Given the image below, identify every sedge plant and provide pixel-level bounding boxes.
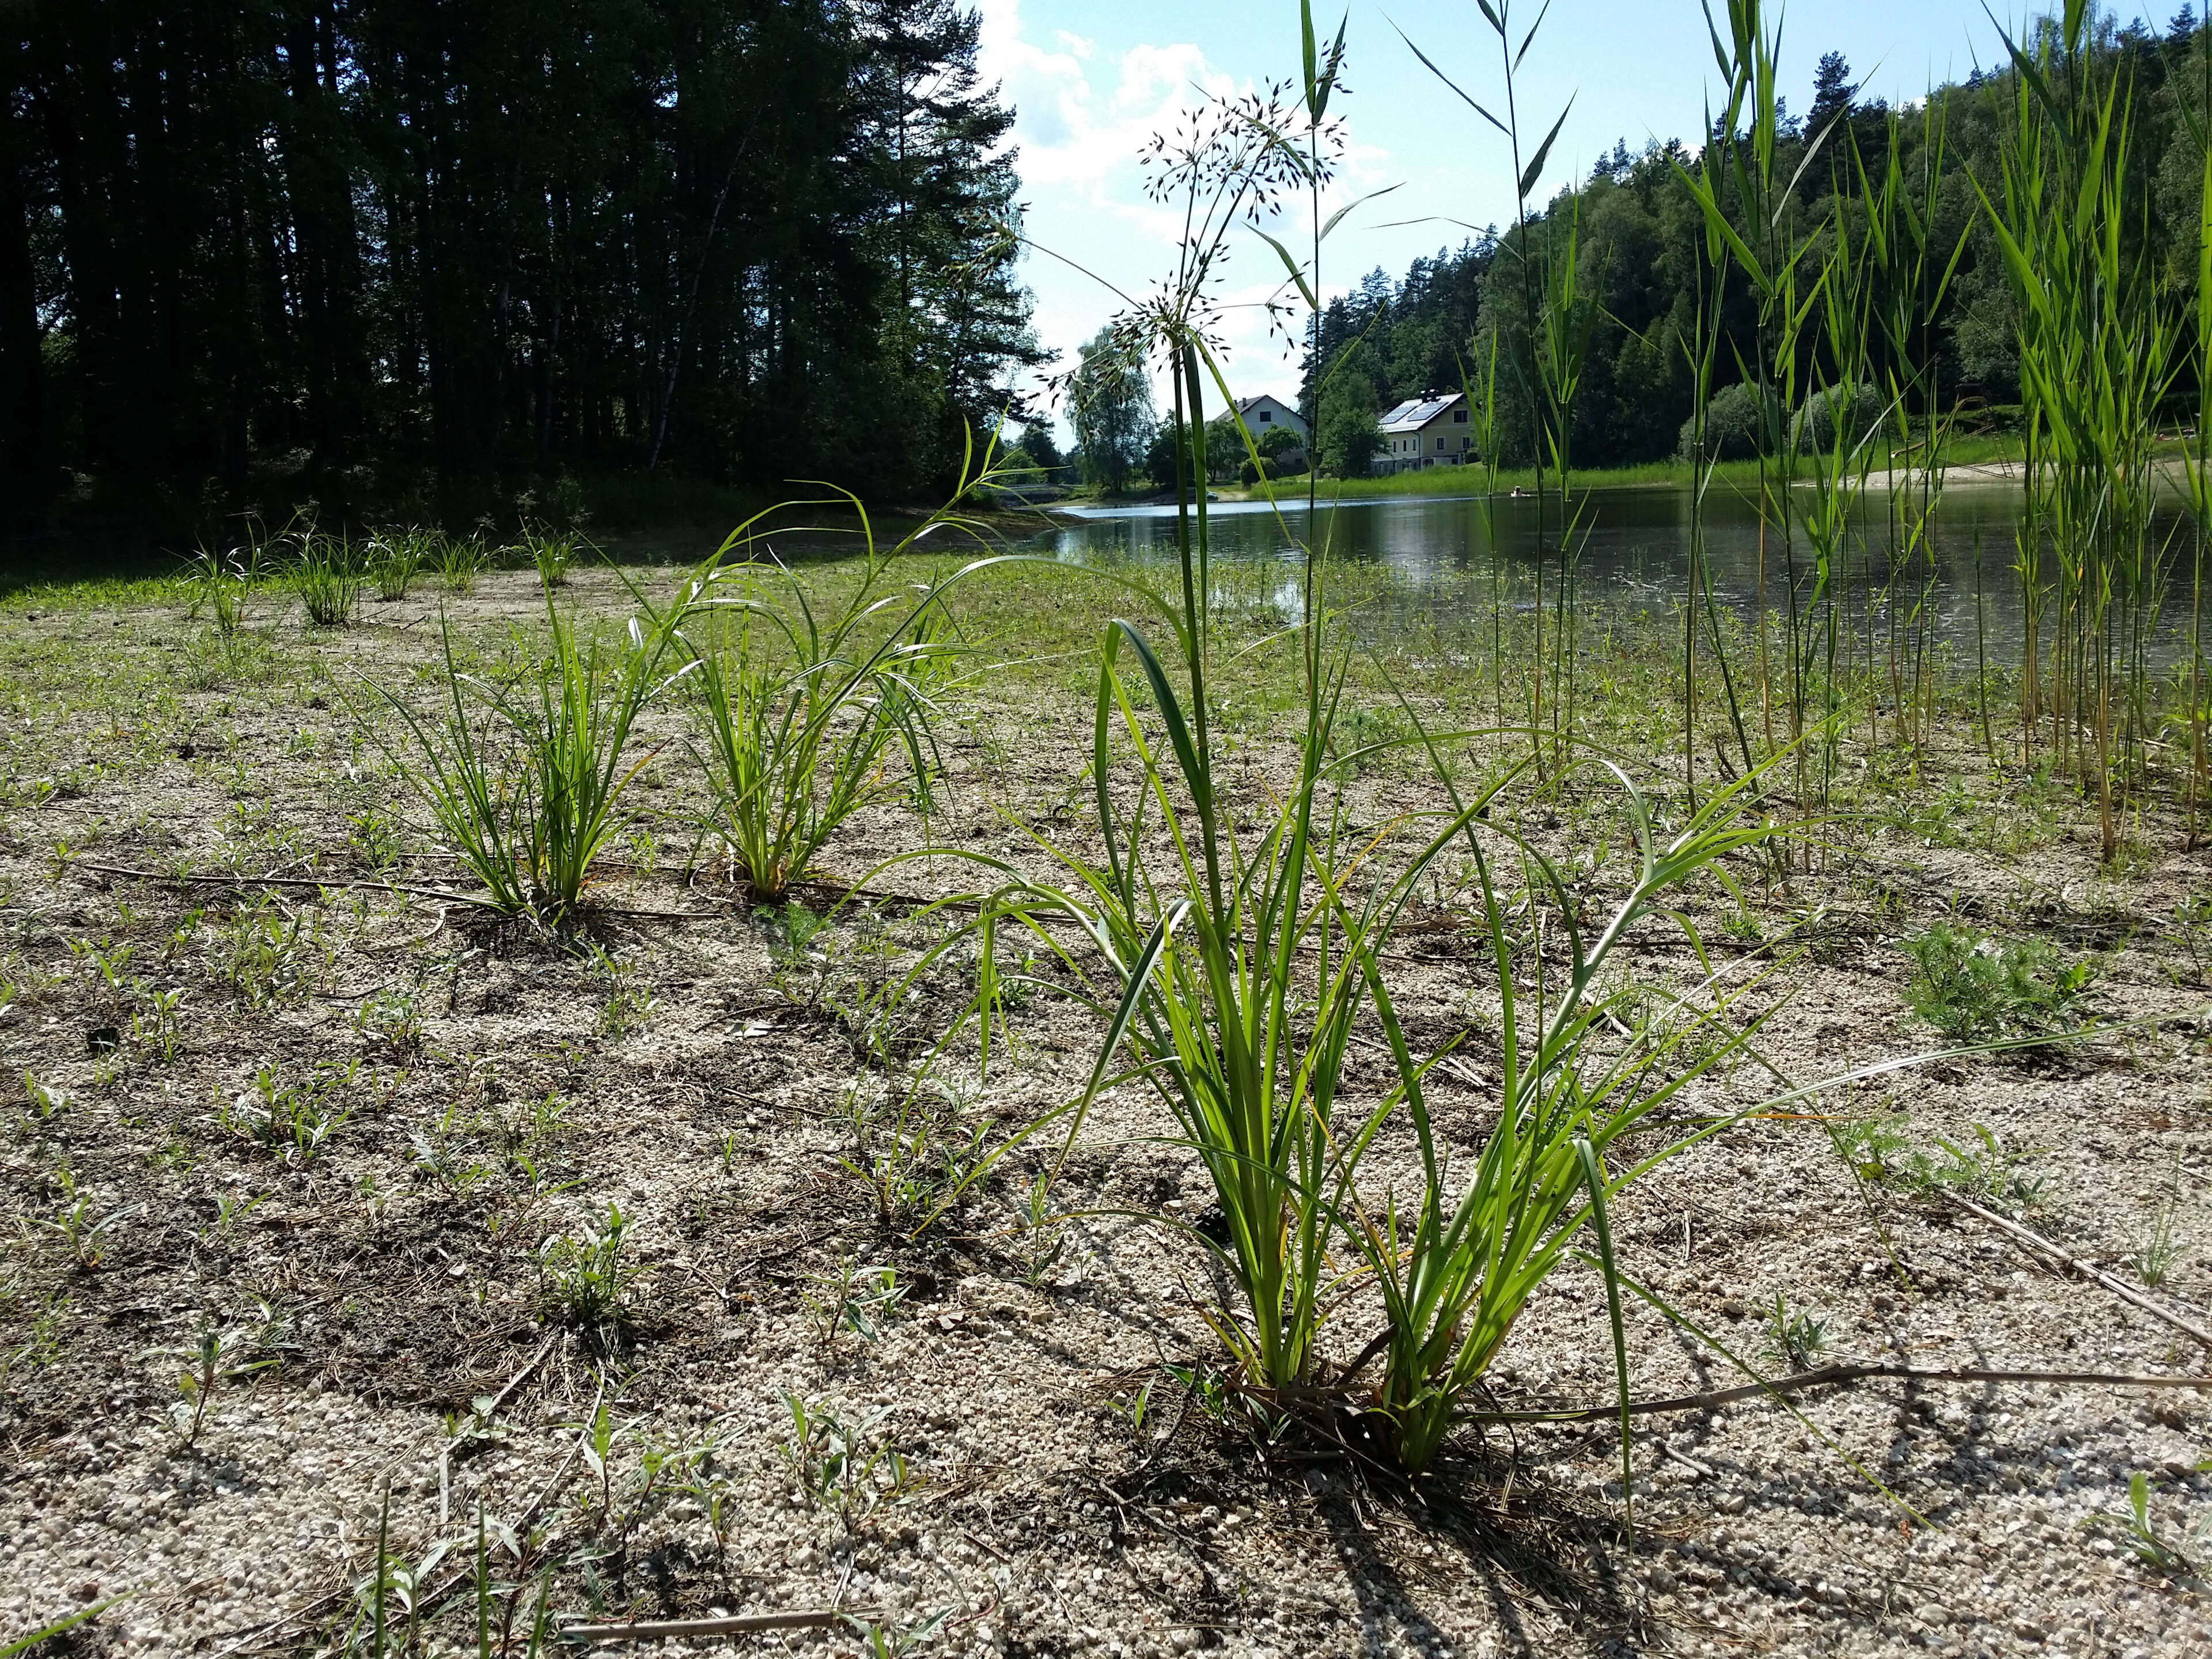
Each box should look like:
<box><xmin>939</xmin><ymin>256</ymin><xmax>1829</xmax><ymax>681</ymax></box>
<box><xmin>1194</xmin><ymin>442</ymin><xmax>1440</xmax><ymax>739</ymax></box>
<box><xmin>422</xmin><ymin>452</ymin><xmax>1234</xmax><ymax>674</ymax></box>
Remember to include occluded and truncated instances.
<box><xmin>1351</xmin><ymin>755</ymin><xmax>1785</xmax><ymax>1469</ymax></box>
<box><xmin>668</xmin><ymin>481</ymin><xmax>993</xmax><ymax>904</ymax></box>
<box><xmin>361</xmin><ymin>592</ymin><xmax>691</xmax><ymax>919</ymax></box>
<box><xmin>298</xmin><ymin>531</ymin><xmax>365</xmax><ymax>627</ymax></box>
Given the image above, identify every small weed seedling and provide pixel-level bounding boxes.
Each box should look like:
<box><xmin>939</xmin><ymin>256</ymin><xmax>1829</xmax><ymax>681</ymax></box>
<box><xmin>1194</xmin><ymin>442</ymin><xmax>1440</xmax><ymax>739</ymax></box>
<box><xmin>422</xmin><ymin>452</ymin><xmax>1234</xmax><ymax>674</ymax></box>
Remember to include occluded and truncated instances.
<box><xmin>347</xmin><ymin>805</ymin><xmax>404</xmax><ymax>873</ymax></box>
<box><xmin>220</xmin><ymin>1059</ymin><xmax>359</xmax><ymax>1163</ymax></box>
<box><xmin>1164</xmin><ymin>1362</ymin><xmax>1232</xmax><ymax>1425</ymax></box>
<box><xmin>764</xmin><ymin>900</ymin><xmax>836</xmax><ymax>983</ymax></box>
<box><xmin>1761</xmin><ymin>1293</ymin><xmax>1830</xmax><ymax>1372</ymax></box>
<box><xmin>132</xmin><ymin>985</ymin><xmax>187</xmax><ymax>1061</ymax></box>
<box><xmin>200</xmin><ymin>1192</ymin><xmax>263</xmax><ymax>1248</ymax></box>
<box><xmin>159</xmin><ymin>1319</ymin><xmax>284</xmax><ymax>1448</ymax></box>
<box><xmin>776</xmin><ymin>1389</ymin><xmax>923</xmax><ymax>1529</ymax></box>
<box><xmin>2086</xmin><ymin>1472</ymin><xmax>2211</xmax><ymax>1580</ymax></box>
<box><xmin>22</xmin><ymin>1069</ymin><xmax>68</xmax><ymax>1120</ymax></box>
<box><xmin>1900</xmin><ymin>921</ymin><xmax>2097</xmax><ymax>1044</ymax></box>
<box><xmin>2172</xmin><ymin>895</ymin><xmax>2212</xmax><ymax>986</ymax></box>
<box><xmin>1913</xmin><ymin>1123</ymin><xmax>2047</xmax><ymax>1214</ymax></box>
<box><xmin>213</xmin><ymin>896</ymin><xmax>329</xmax><ymax>1008</ymax></box>
<box><xmin>802</xmin><ymin>1256</ymin><xmax>904</xmax><ymax>1355</ymax></box>
<box><xmin>34</xmin><ymin>1167</ymin><xmax>141</xmax><ymax>1269</ymax></box>
<box><xmin>1012</xmin><ymin>1171</ymin><xmax>1069</xmax><ymax>1288</ymax></box>
<box><xmin>2136</xmin><ymin>1169</ymin><xmax>2191</xmax><ymax>1289</ymax></box>
<box><xmin>584</xmin><ymin>944</ymin><xmax>656</xmax><ymax>1037</ymax></box>
<box><xmin>1107</xmin><ymin>1379</ymin><xmax>1156</xmax><ymax>1441</ymax></box>
<box><xmin>1844</xmin><ymin>1115</ymin><xmax>2046</xmax><ymax>1216</ymax></box>
<box><xmin>356</xmin><ymin>983</ymin><xmax>426</xmax><ymax>1054</ymax></box>
<box><xmin>442</xmin><ymin>1391</ymin><xmax>514</xmax><ymax>1457</ymax></box>
<box><xmin>0</xmin><ymin>1287</ymin><xmax>69</xmax><ymax>1390</ymax></box>
<box><xmin>537</xmin><ymin>1202</ymin><xmax>639</xmax><ymax>1331</ymax></box>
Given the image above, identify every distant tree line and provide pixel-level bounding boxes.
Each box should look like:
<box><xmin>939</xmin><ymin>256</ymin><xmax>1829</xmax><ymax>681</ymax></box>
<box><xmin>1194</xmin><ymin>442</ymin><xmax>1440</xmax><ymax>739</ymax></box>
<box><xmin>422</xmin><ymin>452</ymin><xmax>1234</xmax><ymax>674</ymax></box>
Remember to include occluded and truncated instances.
<box><xmin>1294</xmin><ymin>14</ymin><xmax>2212</xmax><ymax>475</ymax></box>
<box><xmin>2</xmin><ymin>0</ymin><xmax>1043</xmax><ymax>532</ymax></box>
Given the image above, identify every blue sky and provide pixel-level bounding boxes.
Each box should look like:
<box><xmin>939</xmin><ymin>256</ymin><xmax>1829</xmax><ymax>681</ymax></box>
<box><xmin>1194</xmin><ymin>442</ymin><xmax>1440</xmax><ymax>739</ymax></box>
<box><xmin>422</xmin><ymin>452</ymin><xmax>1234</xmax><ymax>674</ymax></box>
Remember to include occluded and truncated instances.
<box><xmin>976</xmin><ymin>0</ymin><xmax>2104</xmax><ymax>444</ymax></box>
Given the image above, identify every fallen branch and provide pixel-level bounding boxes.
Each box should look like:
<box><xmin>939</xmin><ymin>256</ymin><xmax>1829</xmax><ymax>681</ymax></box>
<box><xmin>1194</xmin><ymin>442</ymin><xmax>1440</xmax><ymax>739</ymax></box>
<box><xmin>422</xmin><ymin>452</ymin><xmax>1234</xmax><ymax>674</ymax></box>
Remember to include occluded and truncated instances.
<box><xmin>1459</xmin><ymin>1362</ymin><xmax>2212</xmax><ymax>1426</ymax></box>
<box><xmin>555</xmin><ymin>1608</ymin><xmax>878</xmax><ymax>1644</ymax></box>
<box><xmin>1944</xmin><ymin>1192</ymin><xmax>2212</xmax><ymax>1351</ymax></box>
<box><xmin>441</xmin><ymin>1333</ymin><xmax>559</xmax><ymax>1524</ymax></box>
<box><xmin>68</xmin><ymin>861</ymin><xmax>722</xmax><ymax>921</ymax></box>
<box><xmin>70</xmin><ymin>860</ymin><xmax>495</xmax><ymax>910</ymax></box>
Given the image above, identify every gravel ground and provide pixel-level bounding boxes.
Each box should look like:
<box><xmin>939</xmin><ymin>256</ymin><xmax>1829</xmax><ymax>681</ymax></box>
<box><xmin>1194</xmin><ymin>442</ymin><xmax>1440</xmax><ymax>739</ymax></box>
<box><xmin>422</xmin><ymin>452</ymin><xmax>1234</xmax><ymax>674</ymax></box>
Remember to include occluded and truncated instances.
<box><xmin>2</xmin><ymin>570</ymin><xmax>2210</xmax><ymax>1657</ymax></box>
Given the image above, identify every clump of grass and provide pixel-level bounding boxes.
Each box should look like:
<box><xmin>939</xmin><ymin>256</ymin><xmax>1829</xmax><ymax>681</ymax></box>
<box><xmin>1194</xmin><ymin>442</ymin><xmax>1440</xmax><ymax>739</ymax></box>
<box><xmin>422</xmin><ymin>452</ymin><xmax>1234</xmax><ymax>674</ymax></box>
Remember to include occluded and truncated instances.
<box><xmin>1900</xmin><ymin>921</ymin><xmax>2098</xmax><ymax>1044</ymax></box>
<box><xmin>674</xmin><ymin>502</ymin><xmax>968</xmax><ymax>903</ymax></box>
<box><xmin>1356</xmin><ymin>762</ymin><xmax>1782</xmax><ymax>1469</ymax></box>
<box><xmin>526</xmin><ymin>525</ymin><xmax>577</xmax><ymax>588</ymax></box>
<box><xmin>537</xmin><ymin>1202</ymin><xmax>638</xmax><ymax>1330</ymax></box>
<box><xmin>368</xmin><ymin>531</ymin><xmax>426</xmax><ymax>601</ymax></box>
<box><xmin>363</xmin><ymin>594</ymin><xmax>688</xmax><ymax>919</ymax></box>
<box><xmin>436</xmin><ymin>532</ymin><xmax>487</xmax><ymax>593</ymax></box>
<box><xmin>187</xmin><ymin>544</ymin><xmax>256</xmax><ymax>636</ymax></box>
<box><xmin>297</xmin><ymin>532</ymin><xmax>363</xmax><ymax>627</ymax></box>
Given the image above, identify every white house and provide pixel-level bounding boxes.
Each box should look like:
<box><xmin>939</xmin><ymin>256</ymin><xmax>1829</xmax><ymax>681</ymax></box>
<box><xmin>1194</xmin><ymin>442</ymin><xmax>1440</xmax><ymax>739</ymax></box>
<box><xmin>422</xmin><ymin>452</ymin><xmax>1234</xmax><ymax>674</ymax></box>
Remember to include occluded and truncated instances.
<box><xmin>1236</xmin><ymin>393</ymin><xmax>1309</xmax><ymax>443</ymax></box>
<box><xmin>1374</xmin><ymin>391</ymin><xmax>1472</xmax><ymax>474</ymax></box>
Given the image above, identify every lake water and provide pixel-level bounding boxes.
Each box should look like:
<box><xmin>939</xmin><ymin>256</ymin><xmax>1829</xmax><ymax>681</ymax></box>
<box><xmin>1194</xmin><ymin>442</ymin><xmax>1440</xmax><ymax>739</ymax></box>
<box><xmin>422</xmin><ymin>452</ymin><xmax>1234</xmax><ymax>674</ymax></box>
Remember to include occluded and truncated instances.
<box><xmin>1037</xmin><ymin>483</ymin><xmax>2206</xmax><ymax>666</ymax></box>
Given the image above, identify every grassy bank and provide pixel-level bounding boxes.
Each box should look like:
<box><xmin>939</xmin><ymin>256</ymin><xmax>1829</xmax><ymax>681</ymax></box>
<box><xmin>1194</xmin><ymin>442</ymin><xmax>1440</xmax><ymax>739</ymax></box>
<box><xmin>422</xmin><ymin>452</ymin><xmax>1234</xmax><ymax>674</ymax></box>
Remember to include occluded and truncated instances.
<box><xmin>1229</xmin><ymin>433</ymin><xmax>2035</xmax><ymax>504</ymax></box>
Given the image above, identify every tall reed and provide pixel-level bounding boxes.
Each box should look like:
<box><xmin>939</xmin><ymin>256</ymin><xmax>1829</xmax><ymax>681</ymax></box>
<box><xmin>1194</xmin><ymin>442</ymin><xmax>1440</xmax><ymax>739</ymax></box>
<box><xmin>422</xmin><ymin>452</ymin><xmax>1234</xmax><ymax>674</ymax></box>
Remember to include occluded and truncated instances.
<box><xmin>1980</xmin><ymin>0</ymin><xmax>2175</xmax><ymax>861</ymax></box>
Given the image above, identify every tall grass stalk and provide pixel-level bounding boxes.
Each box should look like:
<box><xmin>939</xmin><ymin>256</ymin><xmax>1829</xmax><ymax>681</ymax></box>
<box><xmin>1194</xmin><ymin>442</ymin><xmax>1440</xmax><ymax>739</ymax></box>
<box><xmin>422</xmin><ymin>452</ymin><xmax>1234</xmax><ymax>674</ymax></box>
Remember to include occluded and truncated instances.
<box><xmin>1400</xmin><ymin>0</ymin><xmax>1574</xmax><ymax>775</ymax></box>
<box><xmin>2179</xmin><ymin>17</ymin><xmax>2212</xmax><ymax>848</ymax></box>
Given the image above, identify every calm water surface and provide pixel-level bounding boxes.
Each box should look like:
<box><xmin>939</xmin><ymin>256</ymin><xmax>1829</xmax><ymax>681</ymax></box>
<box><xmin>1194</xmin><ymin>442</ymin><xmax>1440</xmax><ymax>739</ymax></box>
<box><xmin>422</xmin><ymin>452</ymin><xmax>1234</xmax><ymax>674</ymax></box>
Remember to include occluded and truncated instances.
<box><xmin>1036</xmin><ymin>484</ymin><xmax>2205</xmax><ymax>665</ymax></box>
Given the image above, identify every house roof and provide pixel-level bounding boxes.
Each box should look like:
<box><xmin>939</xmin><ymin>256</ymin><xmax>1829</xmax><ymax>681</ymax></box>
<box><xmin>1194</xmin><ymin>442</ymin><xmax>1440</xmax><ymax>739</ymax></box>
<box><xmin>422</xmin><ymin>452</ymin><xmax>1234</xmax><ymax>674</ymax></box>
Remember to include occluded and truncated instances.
<box><xmin>1379</xmin><ymin>392</ymin><xmax>1465</xmax><ymax>434</ymax></box>
<box><xmin>1237</xmin><ymin>393</ymin><xmax>1300</xmax><ymax>415</ymax></box>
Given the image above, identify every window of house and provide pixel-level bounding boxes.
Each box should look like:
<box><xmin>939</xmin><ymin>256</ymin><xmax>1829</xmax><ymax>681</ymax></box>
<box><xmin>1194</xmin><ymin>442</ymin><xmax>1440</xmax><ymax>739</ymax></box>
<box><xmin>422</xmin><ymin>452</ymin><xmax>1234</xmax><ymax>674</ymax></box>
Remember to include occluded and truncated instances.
<box><xmin>1436</xmin><ymin>435</ymin><xmax>1445</xmax><ymax>450</ymax></box>
<box><xmin>1454</xmin><ymin>408</ymin><xmax>1468</xmax><ymax>423</ymax></box>
<box><xmin>1257</xmin><ymin>408</ymin><xmax>1271</xmax><ymax>422</ymax></box>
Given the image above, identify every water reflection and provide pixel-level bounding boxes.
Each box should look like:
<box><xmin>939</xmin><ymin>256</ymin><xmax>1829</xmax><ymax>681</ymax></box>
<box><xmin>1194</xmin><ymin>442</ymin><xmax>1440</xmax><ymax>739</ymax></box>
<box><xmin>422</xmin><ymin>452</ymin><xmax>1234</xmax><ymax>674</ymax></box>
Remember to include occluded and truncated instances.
<box><xmin>1035</xmin><ymin>484</ymin><xmax>2203</xmax><ymax>664</ymax></box>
